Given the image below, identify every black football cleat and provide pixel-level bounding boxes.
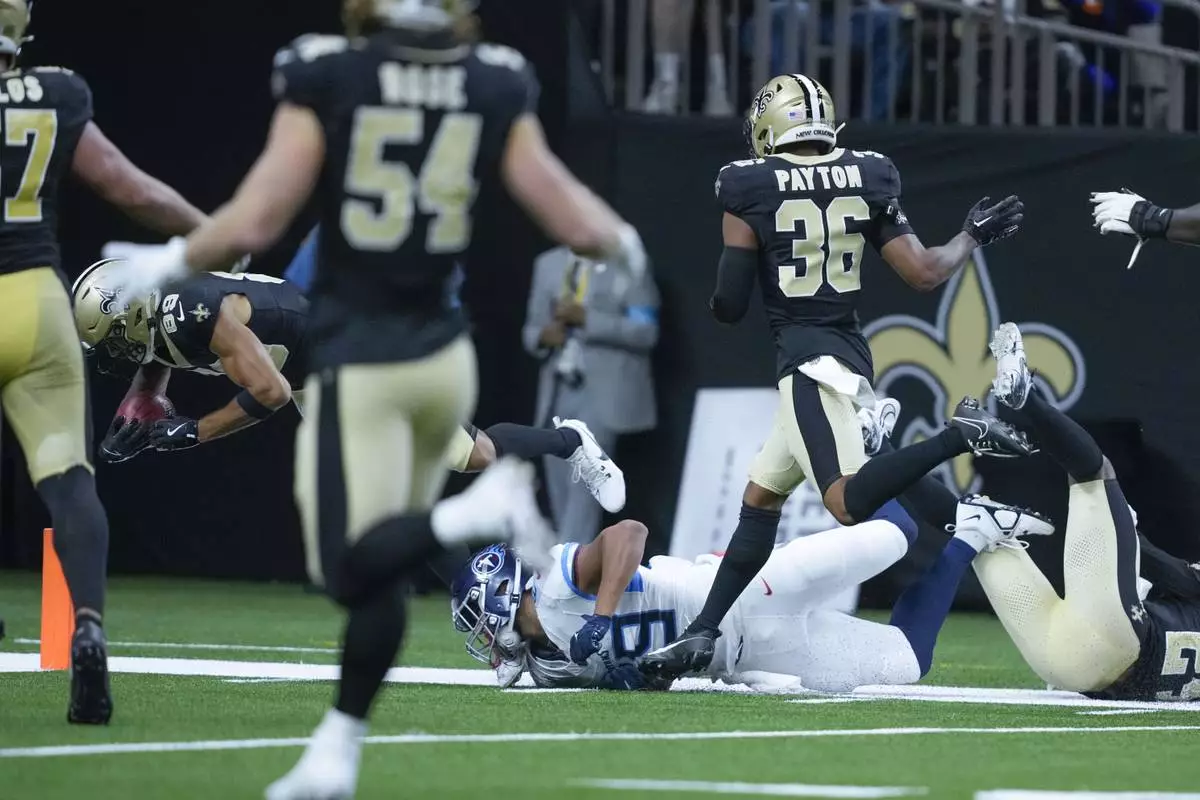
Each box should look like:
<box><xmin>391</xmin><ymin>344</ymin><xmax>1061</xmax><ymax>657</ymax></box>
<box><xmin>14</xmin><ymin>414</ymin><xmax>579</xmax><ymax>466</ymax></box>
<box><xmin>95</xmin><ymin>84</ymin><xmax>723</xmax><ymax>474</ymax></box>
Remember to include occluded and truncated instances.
<box><xmin>948</xmin><ymin>397</ymin><xmax>1034</xmax><ymax>459</ymax></box>
<box><xmin>68</xmin><ymin>619</ymin><xmax>113</xmax><ymax>725</ymax></box>
<box><xmin>638</xmin><ymin>628</ymin><xmax>720</xmax><ymax>682</ymax></box>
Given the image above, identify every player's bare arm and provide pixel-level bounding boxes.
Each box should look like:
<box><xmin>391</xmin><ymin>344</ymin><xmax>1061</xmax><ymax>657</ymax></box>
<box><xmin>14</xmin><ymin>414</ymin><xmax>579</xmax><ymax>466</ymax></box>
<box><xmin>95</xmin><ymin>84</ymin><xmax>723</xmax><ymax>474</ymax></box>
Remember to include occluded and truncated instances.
<box><xmin>881</xmin><ymin>195</ymin><xmax>1023</xmax><ymax>291</ymax></box>
<box><xmin>71</xmin><ymin>122</ymin><xmax>207</xmax><ymax>235</ymax></box>
<box><xmin>185</xmin><ymin>103</ymin><xmax>324</xmax><ymax>270</ymax></box>
<box><xmin>709</xmin><ymin>212</ymin><xmax>759</xmax><ymax>323</ymax></box>
<box><xmin>192</xmin><ymin>295</ymin><xmax>292</xmax><ymax>443</ymax></box>
<box><xmin>501</xmin><ymin>114</ymin><xmax>645</xmax><ymax>273</ymax></box>
<box><xmin>567</xmin><ymin>520</ymin><xmax>650</xmax><ymax>666</ymax></box>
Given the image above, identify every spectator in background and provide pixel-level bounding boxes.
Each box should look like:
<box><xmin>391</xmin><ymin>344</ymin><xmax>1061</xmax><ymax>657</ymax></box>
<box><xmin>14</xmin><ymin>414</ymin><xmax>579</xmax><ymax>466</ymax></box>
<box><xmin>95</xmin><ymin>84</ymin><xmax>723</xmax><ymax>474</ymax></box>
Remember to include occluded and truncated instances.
<box><xmin>747</xmin><ymin>0</ymin><xmax>909</xmax><ymax>121</ymax></box>
<box><xmin>643</xmin><ymin>0</ymin><xmax>735</xmax><ymax>116</ymax></box>
<box><xmin>523</xmin><ymin>248</ymin><xmax>659</xmax><ymax>543</ymax></box>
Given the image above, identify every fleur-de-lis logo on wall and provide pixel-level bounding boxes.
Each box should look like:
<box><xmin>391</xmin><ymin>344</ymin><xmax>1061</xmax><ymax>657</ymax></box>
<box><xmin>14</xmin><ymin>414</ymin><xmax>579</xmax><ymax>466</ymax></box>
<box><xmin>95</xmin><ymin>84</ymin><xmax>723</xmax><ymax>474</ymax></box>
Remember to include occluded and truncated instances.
<box><xmin>863</xmin><ymin>250</ymin><xmax>1087</xmax><ymax>494</ymax></box>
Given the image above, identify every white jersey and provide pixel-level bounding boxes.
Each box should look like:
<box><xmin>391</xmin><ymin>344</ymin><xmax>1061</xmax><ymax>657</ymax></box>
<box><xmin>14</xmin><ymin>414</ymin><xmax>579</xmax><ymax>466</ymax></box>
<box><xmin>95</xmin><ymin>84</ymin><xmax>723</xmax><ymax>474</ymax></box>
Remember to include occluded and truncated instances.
<box><xmin>525</xmin><ymin>522</ymin><xmax>923</xmax><ymax>692</ymax></box>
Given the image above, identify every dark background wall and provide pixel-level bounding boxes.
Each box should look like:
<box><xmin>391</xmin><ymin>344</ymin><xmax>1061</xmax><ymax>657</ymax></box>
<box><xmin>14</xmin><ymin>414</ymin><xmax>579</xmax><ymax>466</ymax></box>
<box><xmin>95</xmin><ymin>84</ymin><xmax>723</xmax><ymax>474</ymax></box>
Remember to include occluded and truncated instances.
<box><xmin>3</xmin><ymin>2</ymin><xmax>1200</xmax><ymax>609</ymax></box>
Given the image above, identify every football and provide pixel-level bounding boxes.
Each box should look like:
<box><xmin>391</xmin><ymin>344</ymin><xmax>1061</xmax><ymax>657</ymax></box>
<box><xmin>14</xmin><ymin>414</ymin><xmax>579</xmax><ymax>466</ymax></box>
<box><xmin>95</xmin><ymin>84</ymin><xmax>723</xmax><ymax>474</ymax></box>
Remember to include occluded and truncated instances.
<box><xmin>115</xmin><ymin>390</ymin><xmax>176</xmax><ymax>424</ymax></box>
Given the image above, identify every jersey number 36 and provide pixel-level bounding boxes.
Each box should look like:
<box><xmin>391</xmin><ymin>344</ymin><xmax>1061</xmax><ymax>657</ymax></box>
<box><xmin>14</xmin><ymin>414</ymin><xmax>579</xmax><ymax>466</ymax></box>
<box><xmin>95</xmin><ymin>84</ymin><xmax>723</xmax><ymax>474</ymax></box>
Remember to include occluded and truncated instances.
<box><xmin>775</xmin><ymin>196</ymin><xmax>870</xmax><ymax>298</ymax></box>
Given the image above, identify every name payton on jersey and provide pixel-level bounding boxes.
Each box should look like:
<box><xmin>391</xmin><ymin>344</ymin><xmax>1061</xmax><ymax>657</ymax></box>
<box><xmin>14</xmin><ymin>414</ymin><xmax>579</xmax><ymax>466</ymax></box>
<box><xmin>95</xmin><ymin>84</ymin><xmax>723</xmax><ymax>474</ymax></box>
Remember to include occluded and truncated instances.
<box><xmin>774</xmin><ymin>163</ymin><xmax>864</xmax><ymax>193</ymax></box>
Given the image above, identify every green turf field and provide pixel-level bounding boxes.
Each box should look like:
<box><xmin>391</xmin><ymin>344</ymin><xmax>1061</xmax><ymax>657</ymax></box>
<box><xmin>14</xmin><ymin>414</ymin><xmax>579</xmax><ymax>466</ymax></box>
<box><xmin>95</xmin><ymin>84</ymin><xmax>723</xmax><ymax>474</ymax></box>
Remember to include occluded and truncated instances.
<box><xmin>2</xmin><ymin>572</ymin><xmax>1198</xmax><ymax>799</ymax></box>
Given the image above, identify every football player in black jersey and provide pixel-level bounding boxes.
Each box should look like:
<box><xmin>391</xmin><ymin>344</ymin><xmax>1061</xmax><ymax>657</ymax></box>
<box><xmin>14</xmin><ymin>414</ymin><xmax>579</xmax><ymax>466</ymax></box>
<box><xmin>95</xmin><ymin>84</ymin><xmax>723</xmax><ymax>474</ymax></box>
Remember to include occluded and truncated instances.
<box><xmin>73</xmin><ymin>258</ymin><xmax>626</xmax><ymax>510</ymax></box>
<box><xmin>1091</xmin><ymin>188</ymin><xmax>1200</xmax><ymax>269</ymax></box>
<box><xmin>0</xmin><ymin>0</ymin><xmax>208</xmax><ymax>724</ymax></box>
<box><xmin>980</xmin><ymin>321</ymin><xmax>1200</xmax><ymax>702</ymax></box>
<box><xmin>642</xmin><ymin>73</ymin><xmax>1031</xmax><ymax>681</ymax></box>
<box><xmin>101</xmin><ymin>2</ymin><xmax>647</xmax><ymax>795</ymax></box>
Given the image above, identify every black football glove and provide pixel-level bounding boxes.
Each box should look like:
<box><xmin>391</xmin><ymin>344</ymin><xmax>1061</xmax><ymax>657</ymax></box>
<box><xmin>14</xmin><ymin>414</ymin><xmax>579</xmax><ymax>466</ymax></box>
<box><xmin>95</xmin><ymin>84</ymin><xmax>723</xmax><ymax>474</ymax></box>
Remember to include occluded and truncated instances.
<box><xmin>149</xmin><ymin>417</ymin><xmax>200</xmax><ymax>452</ymax></box>
<box><xmin>963</xmin><ymin>195</ymin><xmax>1024</xmax><ymax>247</ymax></box>
<box><xmin>98</xmin><ymin>416</ymin><xmax>152</xmax><ymax>463</ymax></box>
<box><xmin>597</xmin><ymin>651</ymin><xmax>647</xmax><ymax>691</ymax></box>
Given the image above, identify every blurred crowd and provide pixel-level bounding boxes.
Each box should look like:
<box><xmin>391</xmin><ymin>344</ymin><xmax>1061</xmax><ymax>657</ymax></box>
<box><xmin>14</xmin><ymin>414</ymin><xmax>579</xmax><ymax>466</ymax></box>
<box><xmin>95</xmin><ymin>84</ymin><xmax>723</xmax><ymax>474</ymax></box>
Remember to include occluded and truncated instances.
<box><xmin>572</xmin><ymin>0</ymin><xmax>1200</xmax><ymax>129</ymax></box>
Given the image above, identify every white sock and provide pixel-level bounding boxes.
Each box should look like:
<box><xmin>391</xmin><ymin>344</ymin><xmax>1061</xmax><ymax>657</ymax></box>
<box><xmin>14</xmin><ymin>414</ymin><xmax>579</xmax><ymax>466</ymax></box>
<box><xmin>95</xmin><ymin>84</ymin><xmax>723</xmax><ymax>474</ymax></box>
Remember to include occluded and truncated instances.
<box><xmin>707</xmin><ymin>53</ymin><xmax>727</xmax><ymax>90</ymax></box>
<box><xmin>316</xmin><ymin>708</ymin><xmax>367</xmax><ymax>742</ymax></box>
<box><xmin>430</xmin><ymin>494</ymin><xmax>472</xmax><ymax>544</ymax></box>
<box><xmin>952</xmin><ymin>528</ymin><xmax>988</xmax><ymax>555</ymax></box>
<box><xmin>655</xmin><ymin>53</ymin><xmax>680</xmax><ymax>86</ymax></box>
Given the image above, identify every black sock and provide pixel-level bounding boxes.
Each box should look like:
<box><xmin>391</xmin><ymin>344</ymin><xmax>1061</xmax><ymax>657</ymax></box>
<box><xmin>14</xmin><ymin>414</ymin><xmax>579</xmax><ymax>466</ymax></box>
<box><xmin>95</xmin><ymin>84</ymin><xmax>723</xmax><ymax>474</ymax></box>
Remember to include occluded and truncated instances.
<box><xmin>1019</xmin><ymin>386</ymin><xmax>1104</xmax><ymax>481</ymax></box>
<box><xmin>329</xmin><ymin>513</ymin><xmax>444</xmax><ymax>608</ymax></box>
<box><xmin>36</xmin><ymin>467</ymin><xmax>108</xmax><ymax>621</ymax></box>
<box><xmin>335</xmin><ymin>584</ymin><xmax>407</xmax><ymax>720</ymax></box>
<box><xmin>691</xmin><ymin>504</ymin><xmax>781</xmax><ymax>633</ymax></box>
<box><xmin>843</xmin><ymin>428</ymin><xmax>968</xmax><ymax>523</ymax></box>
<box><xmin>874</xmin><ymin>441</ymin><xmax>959</xmax><ymax>530</ymax></box>
<box><xmin>485</xmin><ymin>423</ymin><xmax>581</xmax><ymax>460</ymax></box>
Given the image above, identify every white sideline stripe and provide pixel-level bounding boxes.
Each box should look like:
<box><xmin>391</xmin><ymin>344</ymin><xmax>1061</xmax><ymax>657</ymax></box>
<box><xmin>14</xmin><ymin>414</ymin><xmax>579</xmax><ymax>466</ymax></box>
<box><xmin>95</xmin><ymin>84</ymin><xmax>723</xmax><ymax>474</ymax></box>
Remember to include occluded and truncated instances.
<box><xmin>978</xmin><ymin>792</ymin><xmax>1200</xmax><ymax>800</ymax></box>
<box><xmin>2</xmin><ymin>653</ymin><xmax>1200</xmax><ymax>712</ymax></box>
<box><xmin>11</xmin><ymin>638</ymin><xmax>338</xmax><ymax>655</ymax></box>
<box><xmin>1077</xmin><ymin>710</ymin><xmax>1160</xmax><ymax>716</ymax></box>
<box><xmin>573</xmin><ymin>779</ymin><xmax>926</xmax><ymax>797</ymax></box>
<box><xmin>2</xmin><ymin>725</ymin><xmax>1200</xmax><ymax>760</ymax></box>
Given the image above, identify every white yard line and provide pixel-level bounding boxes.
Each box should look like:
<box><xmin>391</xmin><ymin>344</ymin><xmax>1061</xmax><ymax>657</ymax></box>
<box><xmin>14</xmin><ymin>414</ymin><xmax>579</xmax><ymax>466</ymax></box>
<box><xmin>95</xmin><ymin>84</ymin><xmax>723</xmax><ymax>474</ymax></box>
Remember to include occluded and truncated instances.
<box><xmin>2</xmin><ymin>725</ymin><xmax>1199</xmax><ymax>760</ymax></box>
<box><xmin>573</xmin><ymin>779</ymin><xmax>927</xmax><ymax>797</ymax></box>
<box><xmin>11</xmin><ymin>638</ymin><xmax>337</xmax><ymax>655</ymax></box>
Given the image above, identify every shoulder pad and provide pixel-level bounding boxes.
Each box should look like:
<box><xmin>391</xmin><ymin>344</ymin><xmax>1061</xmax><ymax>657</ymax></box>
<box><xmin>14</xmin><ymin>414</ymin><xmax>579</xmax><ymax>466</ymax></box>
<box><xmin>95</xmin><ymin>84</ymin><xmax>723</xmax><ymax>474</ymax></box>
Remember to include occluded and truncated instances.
<box><xmin>715</xmin><ymin>158</ymin><xmax>763</xmax><ymax>199</ymax></box>
<box><xmin>27</xmin><ymin>65</ymin><xmax>76</xmax><ymax>76</ymax></box>
<box><xmin>475</xmin><ymin>43</ymin><xmax>527</xmax><ymax>71</ymax></box>
<box><xmin>848</xmin><ymin>149</ymin><xmax>889</xmax><ymax>161</ymax></box>
<box><xmin>275</xmin><ymin>34</ymin><xmax>349</xmax><ymax>67</ymax></box>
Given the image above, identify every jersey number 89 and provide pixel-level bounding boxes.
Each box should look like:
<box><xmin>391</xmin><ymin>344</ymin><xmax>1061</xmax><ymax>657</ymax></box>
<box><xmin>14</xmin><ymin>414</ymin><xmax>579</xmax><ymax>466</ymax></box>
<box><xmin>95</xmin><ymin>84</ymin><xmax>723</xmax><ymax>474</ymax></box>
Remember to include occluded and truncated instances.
<box><xmin>775</xmin><ymin>196</ymin><xmax>870</xmax><ymax>298</ymax></box>
<box><xmin>341</xmin><ymin>107</ymin><xmax>482</xmax><ymax>254</ymax></box>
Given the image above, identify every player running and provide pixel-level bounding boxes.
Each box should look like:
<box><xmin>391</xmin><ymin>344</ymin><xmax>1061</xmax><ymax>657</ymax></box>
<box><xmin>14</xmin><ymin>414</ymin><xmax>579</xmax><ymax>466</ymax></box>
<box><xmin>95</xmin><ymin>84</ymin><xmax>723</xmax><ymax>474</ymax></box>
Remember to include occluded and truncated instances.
<box><xmin>642</xmin><ymin>72</ymin><xmax>1030</xmax><ymax>680</ymax></box>
<box><xmin>450</xmin><ymin>495</ymin><xmax>1053</xmax><ymax>692</ymax></box>
<box><xmin>977</xmin><ymin>322</ymin><xmax>1200</xmax><ymax>701</ymax></box>
<box><xmin>0</xmin><ymin>0</ymin><xmax>210</xmax><ymax>724</ymax></box>
<box><xmin>72</xmin><ymin>259</ymin><xmax>623</xmax><ymax>511</ymax></box>
<box><xmin>101</xmin><ymin>1</ymin><xmax>648</xmax><ymax>796</ymax></box>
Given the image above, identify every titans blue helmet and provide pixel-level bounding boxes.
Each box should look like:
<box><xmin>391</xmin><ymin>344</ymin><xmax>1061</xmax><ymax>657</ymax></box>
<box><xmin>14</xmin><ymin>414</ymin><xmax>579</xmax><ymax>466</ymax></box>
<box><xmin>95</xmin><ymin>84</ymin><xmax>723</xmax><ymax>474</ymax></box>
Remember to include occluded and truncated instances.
<box><xmin>450</xmin><ymin>544</ymin><xmax>527</xmax><ymax>667</ymax></box>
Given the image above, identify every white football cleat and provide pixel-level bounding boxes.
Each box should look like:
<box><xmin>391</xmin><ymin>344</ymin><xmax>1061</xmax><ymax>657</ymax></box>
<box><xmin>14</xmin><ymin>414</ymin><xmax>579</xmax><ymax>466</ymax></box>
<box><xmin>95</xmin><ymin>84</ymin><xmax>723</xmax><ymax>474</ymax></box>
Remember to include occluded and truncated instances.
<box><xmin>554</xmin><ymin>417</ymin><xmax>626</xmax><ymax>513</ymax></box>
<box><xmin>989</xmin><ymin>322</ymin><xmax>1032</xmax><ymax>410</ymax></box>
<box><xmin>431</xmin><ymin>457</ymin><xmax>556</xmax><ymax>574</ymax></box>
<box><xmin>265</xmin><ymin>710</ymin><xmax>363</xmax><ymax>800</ymax></box>
<box><xmin>949</xmin><ymin>494</ymin><xmax>1055</xmax><ymax>554</ymax></box>
<box><xmin>859</xmin><ymin>397</ymin><xmax>901</xmax><ymax>456</ymax></box>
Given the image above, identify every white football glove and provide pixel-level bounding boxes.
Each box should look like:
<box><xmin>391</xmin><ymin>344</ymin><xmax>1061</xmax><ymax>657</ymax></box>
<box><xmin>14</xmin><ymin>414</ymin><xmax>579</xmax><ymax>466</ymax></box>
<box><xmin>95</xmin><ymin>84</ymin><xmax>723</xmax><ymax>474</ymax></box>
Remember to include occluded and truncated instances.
<box><xmin>604</xmin><ymin>223</ymin><xmax>648</xmax><ymax>283</ymax></box>
<box><xmin>1089</xmin><ymin>190</ymin><xmax>1147</xmax><ymax>270</ymax></box>
<box><xmin>100</xmin><ymin>237</ymin><xmax>192</xmax><ymax>302</ymax></box>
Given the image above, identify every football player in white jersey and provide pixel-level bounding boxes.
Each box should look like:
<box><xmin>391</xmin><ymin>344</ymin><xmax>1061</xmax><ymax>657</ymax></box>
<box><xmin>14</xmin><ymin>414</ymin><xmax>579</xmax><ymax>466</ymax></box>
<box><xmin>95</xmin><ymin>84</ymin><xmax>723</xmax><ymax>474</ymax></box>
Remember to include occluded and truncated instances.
<box><xmin>451</xmin><ymin>495</ymin><xmax>1054</xmax><ymax>691</ymax></box>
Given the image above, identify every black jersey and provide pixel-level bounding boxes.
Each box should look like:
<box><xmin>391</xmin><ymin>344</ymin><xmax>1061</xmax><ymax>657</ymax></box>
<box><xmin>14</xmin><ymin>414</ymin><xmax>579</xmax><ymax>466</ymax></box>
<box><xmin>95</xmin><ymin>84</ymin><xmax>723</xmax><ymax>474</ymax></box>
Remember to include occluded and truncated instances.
<box><xmin>0</xmin><ymin>67</ymin><xmax>93</xmax><ymax>279</ymax></box>
<box><xmin>150</xmin><ymin>272</ymin><xmax>310</xmax><ymax>388</ymax></box>
<box><xmin>1089</xmin><ymin>598</ymin><xmax>1200</xmax><ymax>702</ymax></box>
<box><xmin>272</xmin><ymin>30</ymin><xmax>539</xmax><ymax>369</ymax></box>
<box><xmin>715</xmin><ymin>148</ymin><xmax>913</xmax><ymax>381</ymax></box>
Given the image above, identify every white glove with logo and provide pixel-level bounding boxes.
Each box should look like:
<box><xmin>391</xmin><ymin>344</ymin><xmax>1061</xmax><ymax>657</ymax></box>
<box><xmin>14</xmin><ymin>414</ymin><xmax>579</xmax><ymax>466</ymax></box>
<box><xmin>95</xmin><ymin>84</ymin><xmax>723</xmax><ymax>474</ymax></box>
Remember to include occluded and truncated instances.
<box><xmin>101</xmin><ymin>237</ymin><xmax>192</xmax><ymax>302</ymax></box>
<box><xmin>1090</xmin><ymin>190</ymin><xmax>1143</xmax><ymax>237</ymax></box>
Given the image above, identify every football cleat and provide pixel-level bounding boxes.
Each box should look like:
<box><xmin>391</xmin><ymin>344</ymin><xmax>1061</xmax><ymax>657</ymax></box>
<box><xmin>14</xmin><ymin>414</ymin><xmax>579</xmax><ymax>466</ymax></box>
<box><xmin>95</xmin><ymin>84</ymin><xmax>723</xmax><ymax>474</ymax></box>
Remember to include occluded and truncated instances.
<box><xmin>637</xmin><ymin>627</ymin><xmax>721</xmax><ymax>682</ymax></box>
<box><xmin>265</xmin><ymin>710</ymin><xmax>363</xmax><ymax>800</ymax></box>
<box><xmin>989</xmin><ymin>322</ymin><xmax>1032</xmax><ymax>410</ymax></box>
<box><xmin>431</xmin><ymin>457</ymin><xmax>555</xmax><ymax>575</ymax></box>
<box><xmin>859</xmin><ymin>397</ymin><xmax>901</xmax><ymax>456</ymax></box>
<box><xmin>948</xmin><ymin>397</ymin><xmax>1034</xmax><ymax>458</ymax></box>
<box><xmin>67</xmin><ymin>619</ymin><xmax>112</xmax><ymax>725</ymax></box>
<box><xmin>555</xmin><ymin>416</ymin><xmax>626</xmax><ymax>513</ymax></box>
<box><xmin>948</xmin><ymin>494</ymin><xmax>1055</xmax><ymax>553</ymax></box>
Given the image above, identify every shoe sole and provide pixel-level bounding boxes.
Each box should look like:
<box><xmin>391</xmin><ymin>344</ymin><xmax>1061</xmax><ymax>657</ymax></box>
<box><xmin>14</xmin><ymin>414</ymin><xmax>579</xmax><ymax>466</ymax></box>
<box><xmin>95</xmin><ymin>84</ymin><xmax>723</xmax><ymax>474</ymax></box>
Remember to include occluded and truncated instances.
<box><xmin>68</xmin><ymin>642</ymin><xmax>113</xmax><ymax>725</ymax></box>
<box><xmin>640</xmin><ymin>642</ymin><xmax>715</xmax><ymax>680</ymax></box>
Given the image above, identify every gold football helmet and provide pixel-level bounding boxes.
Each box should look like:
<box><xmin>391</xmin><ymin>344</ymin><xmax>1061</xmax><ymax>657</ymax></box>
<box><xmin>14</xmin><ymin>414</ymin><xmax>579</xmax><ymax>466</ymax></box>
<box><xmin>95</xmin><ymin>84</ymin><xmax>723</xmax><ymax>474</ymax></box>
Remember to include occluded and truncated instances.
<box><xmin>746</xmin><ymin>73</ymin><xmax>840</xmax><ymax>158</ymax></box>
<box><xmin>72</xmin><ymin>259</ymin><xmax>158</xmax><ymax>375</ymax></box>
<box><xmin>0</xmin><ymin>0</ymin><xmax>28</xmax><ymax>59</ymax></box>
<box><xmin>343</xmin><ymin>0</ymin><xmax>478</xmax><ymax>35</ymax></box>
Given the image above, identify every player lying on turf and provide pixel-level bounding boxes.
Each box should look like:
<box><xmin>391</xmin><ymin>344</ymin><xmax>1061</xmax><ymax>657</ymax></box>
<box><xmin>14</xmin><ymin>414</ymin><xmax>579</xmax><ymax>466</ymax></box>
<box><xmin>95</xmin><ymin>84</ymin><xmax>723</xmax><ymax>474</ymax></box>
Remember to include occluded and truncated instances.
<box><xmin>72</xmin><ymin>258</ymin><xmax>624</xmax><ymax>511</ymax></box>
<box><xmin>450</xmin><ymin>494</ymin><xmax>1053</xmax><ymax>691</ymax></box>
<box><xmin>976</xmin><ymin>322</ymin><xmax>1200</xmax><ymax>702</ymax></box>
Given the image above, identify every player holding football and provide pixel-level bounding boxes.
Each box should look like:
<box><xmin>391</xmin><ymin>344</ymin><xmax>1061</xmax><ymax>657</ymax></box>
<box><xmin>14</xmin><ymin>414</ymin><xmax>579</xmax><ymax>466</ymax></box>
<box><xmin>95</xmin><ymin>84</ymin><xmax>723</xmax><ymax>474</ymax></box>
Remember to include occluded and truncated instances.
<box><xmin>451</xmin><ymin>493</ymin><xmax>1053</xmax><ymax>692</ymax></box>
<box><xmin>72</xmin><ymin>259</ymin><xmax>624</xmax><ymax>512</ymax></box>
<box><xmin>101</xmin><ymin>0</ymin><xmax>649</xmax><ymax>796</ymax></box>
<box><xmin>641</xmin><ymin>72</ymin><xmax>1031</xmax><ymax>680</ymax></box>
<box><xmin>0</xmin><ymin>0</ymin><xmax>210</xmax><ymax>724</ymax></box>
<box><xmin>976</xmin><ymin>322</ymin><xmax>1200</xmax><ymax>702</ymax></box>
